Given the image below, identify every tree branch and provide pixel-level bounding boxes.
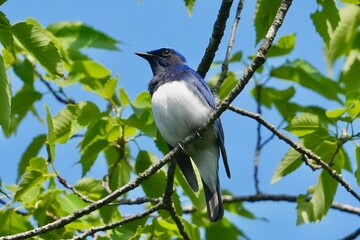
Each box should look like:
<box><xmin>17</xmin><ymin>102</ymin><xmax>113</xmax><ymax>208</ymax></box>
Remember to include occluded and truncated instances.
<box><xmin>213</xmin><ymin>0</ymin><xmax>244</xmax><ymax>94</ymax></box>
<box><xmin>228</xmin><ymin>105</ymin><xmax>360</xmax><ymax>201</ymax></box>
<box><xmin>341</xmin><ymin>227</ymin><xmax>360</xmax><ymax>240</ymax></box>
<box><xmin>197</xmin><ymin>0</ymin><xmax>234</xmax><ymax>78</ymax></box>
<box><xmin>70</xmin><ymin>203</ymin><xmax>163</xmax><ymax>240</ymax></box>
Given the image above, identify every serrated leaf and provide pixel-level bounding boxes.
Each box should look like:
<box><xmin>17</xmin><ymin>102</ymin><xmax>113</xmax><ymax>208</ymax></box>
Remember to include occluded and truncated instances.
<box><xmin>74</xmin><ymin>177</ymin><xmax>105</xmax><ymax>200</ymax></box>
<box><xmin>0</xmin><ymin>11</ymin><xmax>14</xmax><ymax>54</ymax></box>
<box><xmin>311</xmin><ymin>0</ymin><xmax>340</xmax><ymax>46</ymax></box>
<box><xmin>12</xmin><ymin>22</ymin><xmax>63</xmax><ymax>77</ymax></box>
<box><xmin>356</xmin><ymin>146</ymin><xmax>360</xmax><ymax>186</ymax></box>
<box><xmin>135</xmin><ymin>151</ymin><xmax>166</xmax><ymax>198</ymax></box>
<box><xmin>254</xmin><ymin>0</ymin><xmax>282</xmax><ymax>45</ymax></box>
<box><xmin>17</xmin><ymin>134</ymin><xmax>46</xmax><ymax>182</ymax></box>
<box><xmin>13</xmin><ymin>58</ymin><xmax>35</xmax><ymax>85</ymax></box>
<box><xmin>325</xmin><ymin>5</ymin><xmax>360</xmax><ymax>69</ymax></box>
<box><xmin>268</xmin><ymin>33</ymin><xmax>296</xmax><ymax>57</ymax></box>
<box><xmin>47</xmin><ymin>21</ymin><xmax>119</xmax><ymax>51</ymax></box>
<box><xmin>119</xmin><ymin>88</ymin><xmax>130</xmax><ymax>106</ymax></box>
<box><xmin>271</xmin><ymin>143</ymin><xmax>303</xmax><ymax>184</ymax></box>
<box><xmin>79</xmin><ymin>139</ymin><xmax>109</xmax><ymax>176</ymax></box>
<box><xmin>271</xmin><ymin>59</ymin><xmax>342</xmax><ymax>102</ymax></box>
<box><xmin>285</xmin><ymin>113</ymin><xmax>323</xmax><ymax>137</ymax></box>
<box><xmin>0</xmin><ymin>54</ymin><xmax>11</xmax><ymax>133</ymax></box>
<box><xmin>52</xmin><ymin>101</ymin><xmax>100</xmax><ymax>143</ymax></box>
<box><xmin>14</xmin><ymin>169</ymin><xmax>46</xmax><ymax>202</ymax></box>
<box><xmin>297</xmin><ymin>166</ymin><xmax>340</xmax><ymax>225</ymax></box>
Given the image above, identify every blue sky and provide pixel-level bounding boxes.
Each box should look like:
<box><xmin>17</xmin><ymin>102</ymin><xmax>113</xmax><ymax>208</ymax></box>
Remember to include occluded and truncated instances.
<box><xmin>1</xmin><ymin>0</ymin><xmax>358</xmax><ymax>239</ymax></box>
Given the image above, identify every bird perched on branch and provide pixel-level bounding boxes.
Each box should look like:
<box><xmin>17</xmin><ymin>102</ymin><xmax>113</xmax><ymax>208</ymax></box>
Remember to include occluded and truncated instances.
<box><xmin>136</xmin><ymin>48</ymin><xmax>230</xmax><ymax>222</ymax></box>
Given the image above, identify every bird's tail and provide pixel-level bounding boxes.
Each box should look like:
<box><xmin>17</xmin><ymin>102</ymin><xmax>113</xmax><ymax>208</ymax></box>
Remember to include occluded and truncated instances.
<box><xmin>202</xmin><ymin>180</ymin><xmax>224</xmax><ymax>222</ymax></box>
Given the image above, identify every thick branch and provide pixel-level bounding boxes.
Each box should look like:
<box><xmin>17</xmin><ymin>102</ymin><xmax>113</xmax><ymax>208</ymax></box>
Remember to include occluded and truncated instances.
<box><xmin>228</xmin><ymin>106</ymin><xmax>360</xmax><ymax>201</ymax></box>
<box><xmin>197</xmin><ymin>0</ymin><xmax>234</xmax><ymax>78</ymax></box>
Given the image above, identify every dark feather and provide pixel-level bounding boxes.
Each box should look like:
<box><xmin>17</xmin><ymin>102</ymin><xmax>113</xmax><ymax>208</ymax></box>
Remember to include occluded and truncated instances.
<box><xmin>203</xmin><ymin>180</ymin><xmax>224</xmax><ymax>222</ymax></box>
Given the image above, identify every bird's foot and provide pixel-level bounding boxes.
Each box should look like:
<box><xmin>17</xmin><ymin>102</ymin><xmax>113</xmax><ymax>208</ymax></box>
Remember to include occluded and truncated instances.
<box><xmin>178</xmin><ymin>141</ymin><xmax>188</xmax><ymax>154</ymax></box>
<box><xmin>195</xmin><ymin>129</ymin><xmax>202</xmax><ymax>138</ymax></box>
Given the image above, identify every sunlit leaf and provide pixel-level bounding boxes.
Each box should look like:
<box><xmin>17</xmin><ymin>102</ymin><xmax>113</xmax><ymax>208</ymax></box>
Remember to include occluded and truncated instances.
<box><xmin>52</xmin><ymin>101</ymin><xmax>100</xmax><ymax>143</ymax></box>
<box><xmin>79</xmin><ymin>139</ymin><xmax>109</xmax><ymax>176</ymax></box>
<box><xmin>74</xmin><ymin>177</ymin><xmax>105</xmax><ymax>200</ymax></box>
<box><xmin>47</xmin><ymin>21</ymin><xmax>119</xmax><ymax>51</ymax></box>
<box><xmin>13</xmin><ymin>58</ymin><xmax>35</xmax><ymax>86</ymax></box>
<box><xmin>0</xmin><ymin>11</ymin><xmax>14</xmax><ymax>54</ymax></box>
<box><xmin>12</xmin><ymin>22</ymin><xmax>63</xmax><ymax>77</ymax></box>
<box><xmin>254</xmin><ymin>0</ymin><xmax>282</xmax><ymax>45</ymax></box>
<box><xmin>131</xmin><ymin>91</ymin><xmax>151</xmax><ymax>117</ymax></box>
<box><xmin>311</xmin><ymin>0</ymin><xmax>340</xmax><ymax>46</ymax></box>
<box><xmin>206</xmin><ymin>217</ymin><xmax>245</xmax><ymax>240</ymax></box>
<box><xmin>59</xmin><ymin>193</ymin><xmax>89</xmax><ymax>214</ymax></box>
<box><xmin>135</xmin><ymin>151</ymin><xmax>166</xmax><ymax>198</ymax></box>
<box><xmin>341</xmin><ymin>58</ymin><xmax>360</xmax><ymax>92</ymax></box>
<box><xmin>271</xmin><ymin>59</ymin><xmax>342</xmax><ymax>102</ymax></box>
<box><xmin>268</xmin><ymin>33</ymin><xmax>296</xmax><ymax>57</ymax></box>
<box><xmin>297</xmin><ymin>165</ymin><xmax>340</xmax><ymax>225</ymax></box>
<box><xmin>0</xmin><ymin>209</ymin><xmax>33</xmax><ymax>236</ymax></box>
<box><xmin>285</xmin><ymin>113</ymin><xmax>324</xmax><ymax>137</ymax></box>
<box><xmin>14</xmin><ymin>168</ymin><xmax>46</xmax><ymax>202</ymax></box>
<box><xmin>0</xmin><ymin>54</ymin><xmax>11</xmax><ymax>133</ymax></box>
<box><xmin>17</xmin><ymin>134</ymin><xmax>46</xmax><ymax>182</ymax></box>
<box><xmin>325</xmin><ymin>5</ymin><xmax>360</xmax><ymax>69</ymax></box>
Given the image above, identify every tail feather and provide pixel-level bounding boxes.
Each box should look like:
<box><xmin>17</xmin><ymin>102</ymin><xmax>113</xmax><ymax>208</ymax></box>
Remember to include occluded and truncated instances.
<box><xmin>203</xmin><ymin>180</ymin><xmax>224</xmax><ymax>222</ymax></box>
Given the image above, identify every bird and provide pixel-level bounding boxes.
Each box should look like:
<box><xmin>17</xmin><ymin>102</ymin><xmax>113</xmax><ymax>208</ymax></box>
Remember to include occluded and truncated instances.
<box><xmin>135</xmin><ymin>48</ymin><xmax>230</xmax><ymax>222</ymax></box>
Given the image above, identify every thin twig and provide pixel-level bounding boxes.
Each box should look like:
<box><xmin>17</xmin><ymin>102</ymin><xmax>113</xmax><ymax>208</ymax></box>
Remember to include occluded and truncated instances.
<box><xmin>254</xmin><ymin>84</ymin><xmax>262</xmax><ymax>194</ymax></box>
<box><xmin>56</xmin><ymin>175</ymin><xmax>94</xmax><ymax>204</ymax></box>
<box><xmin>70</xmin><ymin>203</ymin><xmax>163</xmax><ymax>240</ymax></box>
<box><xmin>228</xmin><ymin>105</ymin><xmax>360</xmax><ymax>201</ymax></box>
<box><xmin>115</xmin><ymin>197</ymin><xmax>160</xmax><ymax>205</ymax></box>
<box><xmin>213</xmin><ymin>0</ymin><xmax>244</xmax><ymax>94</ymax></box>
<box><xmin>163</xmin><ymin>161</ymin><xmax>191</xmax><ymax>240</ymax></box>
<box><xmin>182</xmin><ymin>194</ymin><xmax>360</xmax><ymax>216</ymax></box>
<box><xmin>197</xmin><ymin>0</ymin><xmax>234</xmax><ymax>78</ymax></box>
<box><xmin>341</xmin><ymin>227</ymin><xmax>360</xmax><ymax>240</ymax></box>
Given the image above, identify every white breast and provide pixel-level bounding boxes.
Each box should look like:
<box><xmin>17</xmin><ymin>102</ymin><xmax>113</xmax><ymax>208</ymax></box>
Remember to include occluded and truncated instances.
<box><xmin>151</xmin><ymin>81</ymin><xmax>212</xmax><ymax>146</ymax></box>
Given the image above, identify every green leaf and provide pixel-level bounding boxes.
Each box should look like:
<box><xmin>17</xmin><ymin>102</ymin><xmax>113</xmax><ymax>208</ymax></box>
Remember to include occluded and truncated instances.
<box><xmin>59</xmin><ymin>193</ymin><xmax>89</xmax><ymax>214</ymax></box>
<box><xmin>74</xmin><ymin>177</ymin><xmax>105</xmax><ymax>200</ymax></box>
<box><xmin>134</xmin><ymin>151</ymin><xmax>166</xmax><ymax>198</ymax></box>
<box><xmin>0</xmin><ymin>11</ymin><xmax>14</xmax><ymax>54</ymax></box>
<box><xmin>254</xmin><ymin>0</ymin><xmax>282</xmax><ymax>45</ymax></box>
<box><xmin>285</xmin><ymin>113</ymin><xmax>324</xmax><ymax>137</ymax></box>
<box><xmin>124</xmin><ymin>111</ymin><xmax>157</xmax><ymax>137</ymax></box>
<box><xmin>47</xmin><ymin>21</ymin><xmax>119</xmax><ymax>51</ymax></box>
<box><xmin>297</xmin><ymin>166</ymin><xmax>340</xmax><ymax>225</ymax></box>
<box><xmin>131</xmin><ymin>91</ymin><xmax>152</xmax><ymax>117</ymax></box>
<box><xmin>251</xmin><ymin>86</ymin><xmax>295</xmax><ymax>109</ymax></box>
<box><xmin>325</xmin><ymin>5</ymin><xmax>360</xmax><ymax>69</ymax></box>
<box><xmin>119</xmin><ymin>88</ymin><xmax>131</xmax><ymax>107</ymax></box>
<box><xmin>0</xmin><ymin>54</ymin><xmax>11</xmax><ymax>133</ymax></box>
<box><xmin>216</xmin><ymin>72</ymin><xmax>238</xmax><ymax>100</ymax></box>
<box><xmin>45</xmin><ymin>106</ymin><xmax>56</xmax><ymax>163</ymax></box>
<box><xmin>206</xmin><ymin>217</ymin><xmax>245</xmax><ymax>240</ymax></box>
<box><xmin>355</xmin><ymin>146</ymin><xmax>360</xmax><ymax>186</ymax></box>
<box><xmin>311</xmin><ymin>0</ymin><xmax>340</xmax><ymax>46</ymax></box>
<box><xmin>14</xmin><ymin>169</ymin><xmax>46</xmax><ymax>202</ymax></box>
<box><xmin>184</xmin><ymin>0</ymin><xmax>196</xmax><ymax>16</ymax></box>
<box><xmin>79</xmin><ymin>139</ymin><xmax>109</xmax><ymax>176</ymax></box>
<box><xmin>341</xmin><ymin>58</ymin><xmax>360</xmax><ymax>92</ymax></box>
<box><xmin>271</xmin><ymin>59</ymin><xmax>342</xmax><ymax>102</ymax></box>
<box><xmin>271</xmin><ymin>142</ymin><xmax>303</xmax><ymax>184</ymax></box>
<box><xmin>68</xmin><ymin>60</ymin><xmax>111</xmax><ymax>85</ymax></box>
<box><xmin>52</xmin><ymin>101</ymin><xmax>100</xmax><ymax>143</ymax></box>
<box><xmin>0</xmin><ymin>0</ymin><xmax>7</xmax><ymax>6</ymax></box>
<box><xmin>340</xmin><ymin>0</ymin><xmax>360</xmax><ymax>3</ymax></box>
<box><xmin>0</xmin><ymin>209</ymin><xmax>33</xmax><ymax>236</ymax></box>
<box><xmin>325</xmin><ymin>108</ymin><xmax>346</xmax><ymax>120</ymax></box>
<box><xmin>268</xmin><ymin>33</ymin><xmax>296</xmax><ymax>57</ymax></box>
<box><xmin>12</xmin><ymin>22</ymin><xmax>63</xmax><ymax>77</ymax></box>
<box><xmin>17</xmin><ymin>134</ymin><xmax>46</xmax><ymax>182</ymax></box>
<box><xmin>13</xmin><ymin>58</ymin><xmax>35</xmax><ymax>86</ymax></box>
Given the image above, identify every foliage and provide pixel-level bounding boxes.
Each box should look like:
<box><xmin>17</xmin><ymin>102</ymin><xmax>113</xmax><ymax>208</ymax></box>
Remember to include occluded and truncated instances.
<box><xmin>0</xmin><ymin>0</ymin><xmax>360</xmax><ymax>239</ymax></box>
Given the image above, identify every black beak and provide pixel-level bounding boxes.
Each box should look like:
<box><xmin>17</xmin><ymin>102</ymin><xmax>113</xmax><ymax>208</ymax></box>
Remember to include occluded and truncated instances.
<box><xmin>135</xmin><ymin>51</ymin><xmax>153</xmax><ymax>60</ymax></box>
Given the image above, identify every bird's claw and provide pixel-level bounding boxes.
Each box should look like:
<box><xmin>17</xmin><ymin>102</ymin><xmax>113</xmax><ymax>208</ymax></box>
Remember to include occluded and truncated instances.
<box><xmin>178</xmin><ymin>141</ymin><xmax>188</xmax><ymax>154</ymax></box>
<box><xmin>195</xmin><ymin>129</ymin><xmax>202</xmax><ymax>138</ymax></box>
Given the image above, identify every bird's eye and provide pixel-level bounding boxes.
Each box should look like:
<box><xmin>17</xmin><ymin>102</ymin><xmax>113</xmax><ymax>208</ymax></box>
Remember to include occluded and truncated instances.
<box><xmin>162</xmin><ymin>49</ymin><xmax>171</xmax><ymax>56</ymax></box>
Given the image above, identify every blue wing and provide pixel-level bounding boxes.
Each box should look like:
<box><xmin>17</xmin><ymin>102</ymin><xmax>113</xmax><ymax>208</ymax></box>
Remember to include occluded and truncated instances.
<box><xmin>173</xmin><ymin>65</ymin><xmax>231</xmax><ymax>178</ymax></box>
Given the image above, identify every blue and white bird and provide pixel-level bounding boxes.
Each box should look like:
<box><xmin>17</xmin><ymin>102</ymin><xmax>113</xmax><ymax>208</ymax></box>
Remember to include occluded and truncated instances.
<box><xmin>136</xmin><ymin>48</ymin><xmax>230</xmax><ymax>222</ymax></box>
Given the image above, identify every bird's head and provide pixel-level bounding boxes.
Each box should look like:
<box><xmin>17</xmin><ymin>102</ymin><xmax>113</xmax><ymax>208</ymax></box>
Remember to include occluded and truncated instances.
<box><xmin>135</xmin><ymin>48</ymin><xmax>186</xmax><ymax>75</ymax></box>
